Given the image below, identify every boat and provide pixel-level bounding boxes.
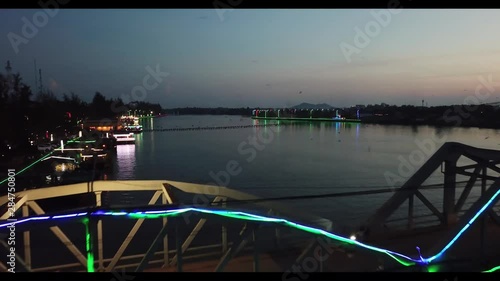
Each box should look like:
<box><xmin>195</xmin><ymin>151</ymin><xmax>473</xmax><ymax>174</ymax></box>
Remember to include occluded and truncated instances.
<box><xmin>119</xmin><ymin>115</ymin><xmax>143</xmax><ymax>133</ymax></box>
<box><xmin>112</xmin><ymin>131</ymin><xmax>135</xmax><ymax>144</ymax></box>
<box><xmin>50</xmin><ymin>139</ymin><xmax>113</xmax><ymax>170</ymax></box>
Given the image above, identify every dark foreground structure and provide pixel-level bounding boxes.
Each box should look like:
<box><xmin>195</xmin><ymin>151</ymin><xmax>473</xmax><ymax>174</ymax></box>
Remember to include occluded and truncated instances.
<box><xmin>0</xmin><ymin>142</ymin><xmax>500</xmax><ymax>273</ymax></box>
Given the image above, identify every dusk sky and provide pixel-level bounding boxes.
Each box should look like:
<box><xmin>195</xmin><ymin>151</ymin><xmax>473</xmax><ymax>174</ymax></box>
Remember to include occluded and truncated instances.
<box><xmin>1</xmin><ymin>9</ymin><xmax>500</xmax><ymax>108</ymax></box>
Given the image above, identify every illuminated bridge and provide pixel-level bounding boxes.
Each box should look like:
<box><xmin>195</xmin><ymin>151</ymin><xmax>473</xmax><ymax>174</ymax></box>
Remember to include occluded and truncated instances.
<box><xmin>1</xmin><ymin>142</ymin><xmax>500</xmax><ymax>273</ymax></box>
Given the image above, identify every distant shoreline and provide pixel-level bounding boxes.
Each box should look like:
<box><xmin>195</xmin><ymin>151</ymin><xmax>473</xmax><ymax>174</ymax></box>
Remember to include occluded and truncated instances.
<box><xmin>161</xmin><ymin>113</ymin><xmax>500</xmax><ymax>130</ymax></box>
<box><xmin>251</xmin><ymin>116</ymin><xmax>361</xmax><ymax>123</ymax></box>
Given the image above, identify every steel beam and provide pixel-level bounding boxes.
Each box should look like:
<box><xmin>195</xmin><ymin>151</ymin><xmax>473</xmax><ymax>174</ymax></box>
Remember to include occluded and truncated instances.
<box><xmin>362</xmin><ymin>143</ymin><xmax>454</xmax><ymax>233</ymax></box>
<box><xmin>135</xmin><ymin>220</ymin><xmax>170</xmax><ymax>272</ymax></box>
<box><xmin>214</xmin><ymin>224</ymin><xmax>253</xmax><ymax>272</ymax></box>
<box><xmin>455</xmin><ymin>169</ymin><xmax>498</xmax><ymax>181</ymax></box>
<box><xmin>0</xmin><ymin>194</ymin><xmax>28</xmax><ymax>220</ymax></box>
<box><xmin>161</xmin><ymin>192</ymin><xmax>169</xmax><ymax>267</ymax></box>
<box><xmin>169</xmin><ymin>196</ymin><xmax>223</xmax><ymax>266</ymax></box>
<box><xmin>295</xmin><ymin>239</ymin><xmax>317</xmax><ymax>264</ymax></box>
<box><xmin>105</xmin><ymin>191</ymin><xmax>162</xmax><ymax>271</ymax></box>
<box><xmin>22</xmin><ymin>204</ymin><xmax>31</xmax><ymax>270</ymax></box>
<box><xmin>222</xmin><ymin>197</ymin><xmax>228</xmax><ymax>253</ymax></box>
<box><xmin>454</xmin><ymin>167</ymin><xmax>480</xmax><ymax>213</ymax></box>
<box><xmin>415</xmin><ymin>191</ymin><xmax>444</xmax><ymax>223</ymax></box>
<box><xmin>176</xmin><ymin>220</ymin><xmax>182</xmax><ymax>272</ymax></box>
<box><xmin>0</xmin><ymin>180</ymin><xmax>169</xmax><ymax>205</ymax></box>
<box><xmin>408</xmin><ymin>194</ymin><xmax>414</xmax><ymax>229</ymax></box>
<box><xmin>253</xmin><ymin>227</ymin><xmax>259</xmax><ymax>272</ymax></box>
<box><xmin>480</xmin><ymin>166</ymin><xmax>487</xmax><ymax>261</ymax></box>
<box><xmin>429</xmin><ymin>178</ymin><xmax>500</xmax><ymax>257</ymax></box>
<box><xmin>443</xmin><ymin>159</ymin><xmax>458</xmax><ymax>225</ymax></box>
<box><xmin>0</xmin><ymin>239</ymin><xmax>31</xmax><ymax>272</ymax></box>
<box><xmin>29</xmin><ymin>201</ymin><xmax>87</xmax><ymax>268</ymax></box>
<box><xmin>95</xmin><ymin>191</ymin><xmax>104</xmax><ymax>271</ymax></box>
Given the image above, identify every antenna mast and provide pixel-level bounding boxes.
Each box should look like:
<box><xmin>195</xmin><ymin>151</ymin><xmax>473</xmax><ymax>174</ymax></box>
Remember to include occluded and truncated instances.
<box><xmin>34</xmin><ymin>59</ymin><xmax>38</xmax><ymax>93</ymax></box>
<box><xmin>39</xmin><ymin>68</ymin><xmax>43</xmax><ymax>95</ymax></box>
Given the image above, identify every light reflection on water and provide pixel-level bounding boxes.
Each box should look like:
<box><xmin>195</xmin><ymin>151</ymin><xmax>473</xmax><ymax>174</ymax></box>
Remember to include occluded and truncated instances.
<box><xmin>116</xmin><ymin>144</ymin><xmax>136</xmax><ymax>179</ymax></box>
<box><xmin>108</xmin><ymin>115</ymin><xmax>500</xmax><ymax>227</ymax></box>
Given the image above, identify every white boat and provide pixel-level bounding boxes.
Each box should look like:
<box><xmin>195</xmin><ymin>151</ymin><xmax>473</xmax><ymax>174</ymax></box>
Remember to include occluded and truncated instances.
<box><xmin>113</xmin><ymin>132</ymin><xmax>135</xmax><ymax>144</ymax></box>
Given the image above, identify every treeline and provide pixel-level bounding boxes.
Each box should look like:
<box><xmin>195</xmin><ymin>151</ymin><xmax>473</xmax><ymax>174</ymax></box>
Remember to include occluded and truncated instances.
<box><xmin>165</xmin><ymin>107</ymin><xmax>252</xmax><ymax>116</ymax></box>
<box><xmin>0</xmin><ymin>61</ymin><xmax>162</xmax><ymax>150</ymax></box>
<box><xmin>358</xmin><ymin>104</ymin><xmax>500</xmax><ymax>128</ymax></box>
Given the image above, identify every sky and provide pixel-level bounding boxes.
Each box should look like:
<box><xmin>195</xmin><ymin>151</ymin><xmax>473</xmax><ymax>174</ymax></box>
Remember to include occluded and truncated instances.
<box><xmin>1</xmin><ymin>9</ymin><xmax>500</xmax><ymax>108</ymax></box>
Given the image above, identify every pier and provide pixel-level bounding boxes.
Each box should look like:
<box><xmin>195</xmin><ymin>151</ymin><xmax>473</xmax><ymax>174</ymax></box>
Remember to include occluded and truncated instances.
<box><xmin>251</xmin><ymin>116</ymin><xmax>361</xmax><ymax>123</ymax></box>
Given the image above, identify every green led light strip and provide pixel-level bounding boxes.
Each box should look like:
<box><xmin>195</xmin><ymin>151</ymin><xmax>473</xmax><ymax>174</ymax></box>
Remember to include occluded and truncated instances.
<box><xmin>83</xmin><ymin>217</ymin><xmax>95</xmax><ymax>273</ymax></box>
<box><xmin>483</xmin><ymin>265</ymin><xmax>500</xmax><ymax>273</ymax></box>
<box><xmin>96</xmin><ymin>208</ymin><xmax>419</xmax><ymax>267</ymax></box>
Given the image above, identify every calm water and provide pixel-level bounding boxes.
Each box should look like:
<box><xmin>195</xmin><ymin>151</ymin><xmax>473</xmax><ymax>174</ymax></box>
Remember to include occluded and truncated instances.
<box><xmin>111</xmin><ymin>115</ymin><xmax>500</xmax><ymax>228</ymax></box>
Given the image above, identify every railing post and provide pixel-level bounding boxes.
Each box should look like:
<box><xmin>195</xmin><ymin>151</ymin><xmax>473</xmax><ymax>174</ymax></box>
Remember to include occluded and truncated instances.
<box><xmin>162</xmin><ymin>193</ymin><xmax>169</xmax><ymax>267</ymax></box>
<box><xmin>94</xmin><ymin>191</ymin><xmax>104</xmax><ymax>271</ymax></box>
<box><xmin>22</xmin><ymin>203</ymin><xmax>31</xmax><ymax>270</ymax></box>
<box><xmin>275</xmin><ymin>212</ymin><xmax>281</xmax><ymax>249</ymax></box>
<box><xmin>480</xmin><ymin>166</ymin><xmax>487</xmax><ymax>262</ymax></box>
<box><xmin>222</xmin><ymin>197</ymin><xmax>228</xmax><ymax>254</ymax></box>
<box><xmin>175</xmin><ymin>218</ymin><xmax>182</xmax><ymax>272</ymax></box>
<box><xmin>408</xmin><ymin>194</ymin><xmax>414</xmax><ymax>229</ymax></box>
<box><xmin>253</xmin><ymin>227</ymin><xmax>259</xmax><ymax>272</ymax></box>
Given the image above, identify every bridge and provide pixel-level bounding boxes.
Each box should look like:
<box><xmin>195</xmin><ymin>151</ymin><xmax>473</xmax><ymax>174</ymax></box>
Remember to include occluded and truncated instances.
<box><xmin>1</xmin><ymin>142</ymin><xmax>500</xmax><ymax>273</ymax></box>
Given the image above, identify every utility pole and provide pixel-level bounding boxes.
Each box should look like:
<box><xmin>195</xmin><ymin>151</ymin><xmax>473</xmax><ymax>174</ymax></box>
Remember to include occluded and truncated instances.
<box><xmin>34</xmin><ymin>59</ymin><xmax>38</xmax><ymax>93</ymax></box>
<box><xmin>39</xmin><ymin>68</ymin><xmax>43</xmax><ymax>95</ymax></box>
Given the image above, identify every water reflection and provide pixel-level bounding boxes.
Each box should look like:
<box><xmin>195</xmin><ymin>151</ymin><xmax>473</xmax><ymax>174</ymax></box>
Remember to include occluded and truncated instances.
<box><xmin>116</xmin><ymin>144</ymin><xmax>136</xmax><ymax>179</ymax></box>
<box><xmin>356</xmin><ymin>123</ymin><xmax>360</xmax><ymax>141</ymax></box>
